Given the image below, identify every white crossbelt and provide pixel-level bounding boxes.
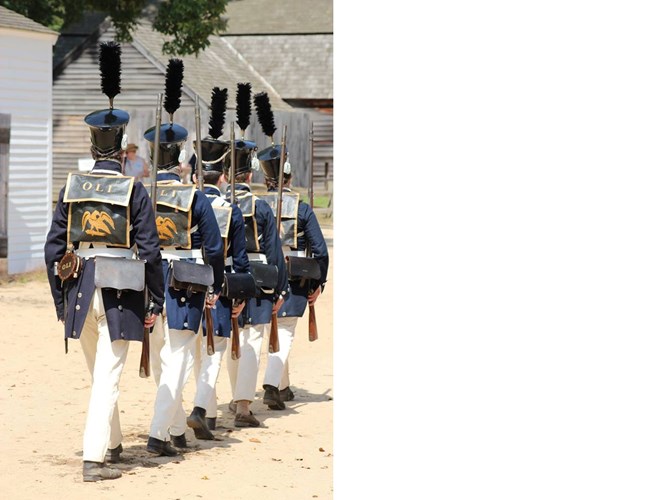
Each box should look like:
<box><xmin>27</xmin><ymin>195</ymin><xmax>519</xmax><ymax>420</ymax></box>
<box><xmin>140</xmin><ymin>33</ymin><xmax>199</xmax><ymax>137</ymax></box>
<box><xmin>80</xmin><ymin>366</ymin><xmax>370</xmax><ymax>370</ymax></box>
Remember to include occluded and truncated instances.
<box><xmin>160</xmin><ymin>248</ymin><xmax>204</xmax><ymax>261</ymax></box>
<box><xmin>76</xmin><ymin>248</ymin><xmax>136</xmax><ymax>259</ymax></box>
<box><xmin>283</xmin><ymin>249</ymin><xmax>306</xmax><ymax>257</ymax></box>
<box><xmin>247</xmin><ymin>253</ymin><xmax>267</xmax><ymax>263</ymax></box>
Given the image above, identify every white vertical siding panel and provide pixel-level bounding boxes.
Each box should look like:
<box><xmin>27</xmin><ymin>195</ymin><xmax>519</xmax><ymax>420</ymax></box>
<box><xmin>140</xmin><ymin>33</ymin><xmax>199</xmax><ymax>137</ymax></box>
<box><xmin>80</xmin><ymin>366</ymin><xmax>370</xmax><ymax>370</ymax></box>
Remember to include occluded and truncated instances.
<box><xmin>0</xmin><ymin>34</ymin><xmax>54</xmax><ymax>274</ymax></box>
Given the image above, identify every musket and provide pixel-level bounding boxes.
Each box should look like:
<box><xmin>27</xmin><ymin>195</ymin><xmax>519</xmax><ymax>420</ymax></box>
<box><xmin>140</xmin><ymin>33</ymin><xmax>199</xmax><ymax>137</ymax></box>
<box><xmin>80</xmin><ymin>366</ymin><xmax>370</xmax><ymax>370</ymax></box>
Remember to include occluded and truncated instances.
<box><xmin>307</xmin><ymin>122</ymin><xmax>318</xmax><ymax>342</ymax></box>
<box><xmin>195</xmin><ymin>100</ymin><xmax>215</xmax><ymax>356</ymax></box>
<box><xmin>140</xmin><ymin>92</ymin><xmax>163</xmax><ymax>378</ymax></box>
<box><xmin>204</xmin><ymin>287</ymin><xmax>215</xmax><ymax>356</ymax></box>
<box><xmin>276</xmin><ymin>124</ymin><xmax>287</xmax><ymax>233</ymax></box>
<box><xmin>268</xmin><ymin>125</ymin><xmax>288</xmax><ymax>354</ymax></box>
<box><xmin>309</xmin><ymin>121</ymin><xmax>314</xmax><ymax>210</ymax></box>
<box><xmin>195</xmin><ymin>100</ymin><xmax>205</xmax><ymax>191</ymax></box>
<box><xmin>229</xmin><ymin>122</ymin><xmax>241</xmax><ymax>360</ymax></box>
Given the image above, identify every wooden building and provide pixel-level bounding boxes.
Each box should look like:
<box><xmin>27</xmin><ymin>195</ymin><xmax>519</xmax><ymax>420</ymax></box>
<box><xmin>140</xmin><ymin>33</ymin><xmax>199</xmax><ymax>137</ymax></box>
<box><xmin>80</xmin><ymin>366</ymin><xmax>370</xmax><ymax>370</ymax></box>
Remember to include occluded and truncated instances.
<box><xmin>222</xmin><ymin>0</ymin><xmax>334</xmax><ymax>189</ymax></box>
<box><xmin>0</xmin><ymin>6</ymin><xmax>58</xmax><ymax>274</ymax></box>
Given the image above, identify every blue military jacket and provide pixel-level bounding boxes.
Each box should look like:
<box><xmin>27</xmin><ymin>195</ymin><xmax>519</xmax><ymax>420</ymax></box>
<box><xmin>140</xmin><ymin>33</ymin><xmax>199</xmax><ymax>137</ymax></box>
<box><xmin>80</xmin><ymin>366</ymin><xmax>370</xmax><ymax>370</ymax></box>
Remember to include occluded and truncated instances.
<box><xmin>157</xmin><ymin>172</ymin><xmax>224</xmax><ymax>333</ymax></box>
<box><xmin>227</xmin><ymin>184</ymin><xmax>289</xmax><ymax>326</ymax></box>
<box><xmin>203</xmin><ymin>184</ymin><xmax>250</xmax><ymax>337</ymax></box>
<box><xmin>277</xmin><ymin>192</ymin><xmax>329</xmax><ymax>318</ymax></box>
<box><xmin>44</xmin><ymin>160</ymin><xmax>165</xmax><ymax>342</ymax></box>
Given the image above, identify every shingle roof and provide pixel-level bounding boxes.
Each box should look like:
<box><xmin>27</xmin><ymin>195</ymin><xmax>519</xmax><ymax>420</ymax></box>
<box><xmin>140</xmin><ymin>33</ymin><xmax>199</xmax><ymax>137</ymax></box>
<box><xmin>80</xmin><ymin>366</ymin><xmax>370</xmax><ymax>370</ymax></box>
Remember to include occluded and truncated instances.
<box><xmin>131</xmin><ymin>20</ymin><xmax>292</xmax><ymax>111</ymax></box>
<box><xmin>223</xmin><ymin>0</ymin><xmax>332</xmax><ymax>35</ymax></box>
<box><xmin>0</xmin><ymin>5</ymin><xmax>59</xmax><ymax>36</ymax></box>
<box><xmin>224</xmin><ymin>34</ymin><xmax>332</xmax><ymax>99</ymax></box>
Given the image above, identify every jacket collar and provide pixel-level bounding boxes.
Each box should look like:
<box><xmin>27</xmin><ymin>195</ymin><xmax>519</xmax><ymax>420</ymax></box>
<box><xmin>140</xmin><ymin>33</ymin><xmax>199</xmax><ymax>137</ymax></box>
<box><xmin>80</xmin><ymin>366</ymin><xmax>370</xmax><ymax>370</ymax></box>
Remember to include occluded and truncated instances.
<box><xmin>91</xmin><ymin>160</ymin><xmax>122</xmax><ymax>175</ymax></box>
<box><xmin>157</xmin><ymin>171</ymin><xmax>181</xmax><ymax>182</ymax></box>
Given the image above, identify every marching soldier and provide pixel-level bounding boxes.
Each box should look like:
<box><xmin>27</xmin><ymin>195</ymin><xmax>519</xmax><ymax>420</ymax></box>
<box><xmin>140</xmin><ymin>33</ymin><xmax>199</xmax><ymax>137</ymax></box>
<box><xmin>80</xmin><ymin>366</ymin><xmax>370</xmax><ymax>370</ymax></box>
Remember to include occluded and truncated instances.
<box><xmin>252</xmin><ymin>91</ymin><xmax>329</xmax><ymax>409</ymax></box>
<box><xmin>183</xmin><ymin>86</ymin><xmax>252</xmax><ymax>439</ymax></box>
<box><xmin>256</xmin><ymin>145</ymin><xmax>329</xmax><ymax>409</ymax></box>
<box><xmin>44</xmin><ymin>42</ymin><xmax>164</xmax><ymax>482</ymax></box>
<box><xmin>225</xmin><ymin>86</ymin><xmax>289</xmax><ymax>428</ymax></box>
<box><xmin>145</xmin><ymin>60</ymin><xmax>224</xmax><ymax>455</ymax></box>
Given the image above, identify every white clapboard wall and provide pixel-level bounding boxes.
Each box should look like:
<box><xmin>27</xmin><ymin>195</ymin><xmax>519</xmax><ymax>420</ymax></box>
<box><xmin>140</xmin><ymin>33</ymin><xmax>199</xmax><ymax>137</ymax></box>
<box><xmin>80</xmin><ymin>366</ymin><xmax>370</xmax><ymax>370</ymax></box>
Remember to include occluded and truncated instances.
<box><xmin>0</xmin><ymin>27</ymin><xmax>57</xmax><ymax>274</ymax></box>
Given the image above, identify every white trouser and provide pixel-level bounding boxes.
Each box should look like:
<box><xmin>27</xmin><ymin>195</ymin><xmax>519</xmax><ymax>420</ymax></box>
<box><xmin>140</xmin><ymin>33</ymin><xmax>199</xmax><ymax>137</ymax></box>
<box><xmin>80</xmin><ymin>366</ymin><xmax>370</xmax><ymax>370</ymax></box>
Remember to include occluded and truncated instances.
<box><xmin>226</xmin><ymin>324</ymin><xmax>265</xmax><ymax>402</ymax></box>
<box><xmin>149</xmin><ymin>316</ymin><xmax>190</xmax><ymax>437</ymax></box>
<box><xmin>79</xmin><ymin>290</ymin><xmax>129</xmax><ymax>462</ymax></box>
<box><xmin>148</xmin><ymin>313</ymin><xmax>197</xmax><ymax>440</ymax></box>
<box><xmin>193</xmin><ymin>334</ymin><xmax>228</xmax><ymax>417</ymax></box>
<box><xmin>281</xmin><ymin>360</ymin><xmax>291</xmax><ymax>390</ymax></box>
<box><xmin>263</xmin><ymin>316</ymin><xmax>299</xmax><ymax>388</ymax></box>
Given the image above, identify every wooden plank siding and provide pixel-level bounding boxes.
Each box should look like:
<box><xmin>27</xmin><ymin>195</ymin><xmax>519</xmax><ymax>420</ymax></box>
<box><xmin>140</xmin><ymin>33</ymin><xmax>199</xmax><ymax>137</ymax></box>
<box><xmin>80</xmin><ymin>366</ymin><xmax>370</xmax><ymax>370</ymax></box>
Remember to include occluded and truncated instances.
<box><xmin>311</xmin><ymin>112</ymin><xmax>333</xmax><ymax>191</ymax></box>
<box><xmin>0</xmin><ymin>29</ymin><xmax>57</xmax><ymax>273</ymax></box>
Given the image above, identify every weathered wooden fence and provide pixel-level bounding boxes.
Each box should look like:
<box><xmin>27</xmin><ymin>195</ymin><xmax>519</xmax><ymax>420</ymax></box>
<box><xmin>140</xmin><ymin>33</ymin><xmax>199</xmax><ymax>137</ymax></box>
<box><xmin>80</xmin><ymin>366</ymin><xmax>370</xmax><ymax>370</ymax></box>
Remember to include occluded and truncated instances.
<box><xmin>0</xmin><ymin>113</ymin><xmax>9</xmax><ymax>258</ymax></box>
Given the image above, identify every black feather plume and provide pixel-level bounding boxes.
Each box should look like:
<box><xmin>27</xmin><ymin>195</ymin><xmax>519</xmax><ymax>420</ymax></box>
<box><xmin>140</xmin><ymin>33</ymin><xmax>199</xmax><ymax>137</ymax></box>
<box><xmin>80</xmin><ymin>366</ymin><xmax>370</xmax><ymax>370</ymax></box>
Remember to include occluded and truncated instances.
<box><xmin>163</xmin><ymin>59</ymin><xmax>184</xmax><ymax>118</ymax></box>
<box><xmin>236</xmin><ymin>83</ymin><xmax>252</xmax><ymax>132</ymax></box>
<box><xmin>99</xmin><ymin>41</ymin><xmax>121</xmax><ymax>103</ymax></box>
<box><xmin>253</xmin><ymin>92</ymin><xmax>276</xmax><ymax>139</ymax></box>
<box><xmin>209</xmin><ymin>87</ymin><xmax>228</xmax><ymax>138</ymax></box>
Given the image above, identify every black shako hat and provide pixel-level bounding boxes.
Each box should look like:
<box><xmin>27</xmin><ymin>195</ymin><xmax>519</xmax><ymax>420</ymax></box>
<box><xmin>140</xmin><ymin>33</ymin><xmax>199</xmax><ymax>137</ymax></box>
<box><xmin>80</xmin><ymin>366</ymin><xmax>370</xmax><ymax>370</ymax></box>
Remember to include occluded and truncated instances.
<box><xmin>191</xmin><ymin>139</ymin><xmax>230</xmax><ymax>176</ymax></box>
<box><xmin>257</xmin><ymin>144</ymin><xmax>291</xmax><ymax>181</ymax></box>
<box><xmin>144</xmin><ymin>59</ymin><xmax>188</xmax><ymax>169</ymax></box>
<box><xmin>144</xmin><ymin>122</ymin><xmax>188</xmax><ymax>170</ymax></box>
<box><xmin>223</xmin><ymin>139</ymin><xmax>256</xmax><ymax>178</ymax></box>
<box><xmin>84</xmin><ymin>41</ymin><xmax>129</xmax><ymax>155</ymax></box>
<box><xmin>192</xmin><ymin>86</ymin><xmax>229</xmax><ymax>176</ymax></box>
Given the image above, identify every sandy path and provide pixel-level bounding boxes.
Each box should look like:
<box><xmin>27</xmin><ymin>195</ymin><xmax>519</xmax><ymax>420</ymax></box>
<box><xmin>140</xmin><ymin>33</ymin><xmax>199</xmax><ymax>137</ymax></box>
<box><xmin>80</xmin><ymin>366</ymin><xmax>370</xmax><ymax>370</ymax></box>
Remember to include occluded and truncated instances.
<box><xmin>0</xmin><ymin>234</ymin><xmax>333</xmax><ymax>499</ymax></box>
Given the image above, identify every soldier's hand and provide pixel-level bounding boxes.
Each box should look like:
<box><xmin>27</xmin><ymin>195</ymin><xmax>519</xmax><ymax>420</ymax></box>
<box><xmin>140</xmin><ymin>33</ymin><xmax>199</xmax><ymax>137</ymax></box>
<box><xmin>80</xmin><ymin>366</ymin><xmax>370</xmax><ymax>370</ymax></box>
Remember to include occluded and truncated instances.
<box><xmin>144</xmin><ymin>313</ymin><xmax>158</xmax><ymax>329</ymax></box>
<box><xmin>206</xmin><ymin>292</ymin><xmax>219</xmax><ymax>308</ymax></box>
<box><xmin>231</xmin><ymin>300</ymin><xmax>245</xmax><ymax>319</ymax></box>
<box><xmin>308</xmin><ymin>287</ymin><xmax>321</xmax><ymax>305</ymax></box>
<box><xmin>272</xmin><ymin>296</ymin><xmax>284</xmax><ymax>314</ymax></box>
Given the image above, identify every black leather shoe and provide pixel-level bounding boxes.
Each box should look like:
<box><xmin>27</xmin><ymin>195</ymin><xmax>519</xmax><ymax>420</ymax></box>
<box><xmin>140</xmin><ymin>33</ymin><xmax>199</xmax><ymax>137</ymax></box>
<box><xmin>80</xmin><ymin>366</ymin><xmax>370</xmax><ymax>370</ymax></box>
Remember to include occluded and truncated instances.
<box><xmin>187</xmin><ymin>406</ymin><xmax>214</xmax><ymax>440</ymax></box>
<box><xmin>146</xmin><ymin>436</ymin><xmax>178</xmax><ymax>457</ymax></box>
<box><xmin>83</xmin><ymin>461</ymin><xmax>122</xmax><ymax>482</ymax></box>
<box><xmin>279</xmin><ymin>386</ymin><xmax>295</xmax><ymax>402</ymax></box>
<box><xmin>234</xmin><ymin>411</ymin><xmax>260</xmax><ymax>427</ymax></box>
<box><xmin>106</xmin><ymin>443</ymin><xmax>123</xmax><ymax>464</ymax></box>
<box><xmin>263</xmin><ymin>384</ymin><xmax>286</xmax><ymax>410</ymax></box>
<box><xmin>206</xmin><ymin>417</ymin><xmax>217</xmax><ymax>431</ymax></box>
<box><xmin>171</xmin><ymin>433</ymin><xmax>188</xmax><ymax>449</ymax></box>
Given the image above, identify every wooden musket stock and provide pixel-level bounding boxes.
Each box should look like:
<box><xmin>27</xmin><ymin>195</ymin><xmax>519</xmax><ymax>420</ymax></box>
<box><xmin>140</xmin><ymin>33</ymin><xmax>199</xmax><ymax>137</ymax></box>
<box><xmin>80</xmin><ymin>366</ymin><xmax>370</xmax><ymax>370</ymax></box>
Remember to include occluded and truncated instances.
<box><xmin>139</xmin><ymin>298</ymin><xmax>151</xmax><ymax>378</ymax></box>
<box><xmin>205</xmin><ymin>300</ymin><xmax>215</xmax><ymax>356</ymax></box>
<box><xmin>231</xmin><ymin>302</ymin><xmax>241</xmax><ymax>360</ymax></box>
<box><xmin>269</xmin><ymin>312</ymin><xmax>280</xmax><ymax>353</ymax></box>
<box><xmin>308</xmin><ymin>304</ymin><xmax>318</xmax><ymax>342</ymax></box>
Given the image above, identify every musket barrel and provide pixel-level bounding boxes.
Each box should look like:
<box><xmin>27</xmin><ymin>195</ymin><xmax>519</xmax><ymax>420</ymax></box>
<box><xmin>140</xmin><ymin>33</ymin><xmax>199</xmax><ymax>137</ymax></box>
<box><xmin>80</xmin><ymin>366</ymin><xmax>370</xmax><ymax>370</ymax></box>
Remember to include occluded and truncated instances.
<box><xmin>309</xmin><ymin>121</ymin><xmax>314</xmax><ymax>209</ymax></box>
<box><xmin>277</xmin><ymin>124</ymin><xmax>288</xmax><ymax>232</ymax></box>
<box><xmin>195</xmin><ymin>100</ymin><xmax>204</xmax><ymax>191</ymax></box>
<box><xmin>150</xmin><ymin>93</ymin><xmax>163</xmax><ymax>208</ymax></box>
<box><xmin>230</xmin><ymin>123</ymin><xmax>236</xmax><ymax>204</ymax></box>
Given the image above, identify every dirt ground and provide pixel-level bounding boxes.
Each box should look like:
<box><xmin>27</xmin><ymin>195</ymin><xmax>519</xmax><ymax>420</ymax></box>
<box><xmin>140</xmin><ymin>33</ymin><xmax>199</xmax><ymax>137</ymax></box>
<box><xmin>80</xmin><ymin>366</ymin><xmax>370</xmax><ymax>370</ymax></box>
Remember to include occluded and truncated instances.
<box><xmin>0</xmin><ymin>227</ymin><xmax>333</xmax><ymax>499</ymax></box>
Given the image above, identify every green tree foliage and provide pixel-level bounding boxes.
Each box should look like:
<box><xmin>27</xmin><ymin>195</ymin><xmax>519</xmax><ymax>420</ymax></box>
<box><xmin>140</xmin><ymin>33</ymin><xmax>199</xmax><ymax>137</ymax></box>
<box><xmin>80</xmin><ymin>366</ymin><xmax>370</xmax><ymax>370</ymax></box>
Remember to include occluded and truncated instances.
<box><xmin>0</xmin><ymin>0</ymin><xmax>229</xmax><ymax>56</ymax></box>
<box><xmin>153</xmin><ymin>0</ymin><xmax>228</xmax><ymax>56</ymax></box>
